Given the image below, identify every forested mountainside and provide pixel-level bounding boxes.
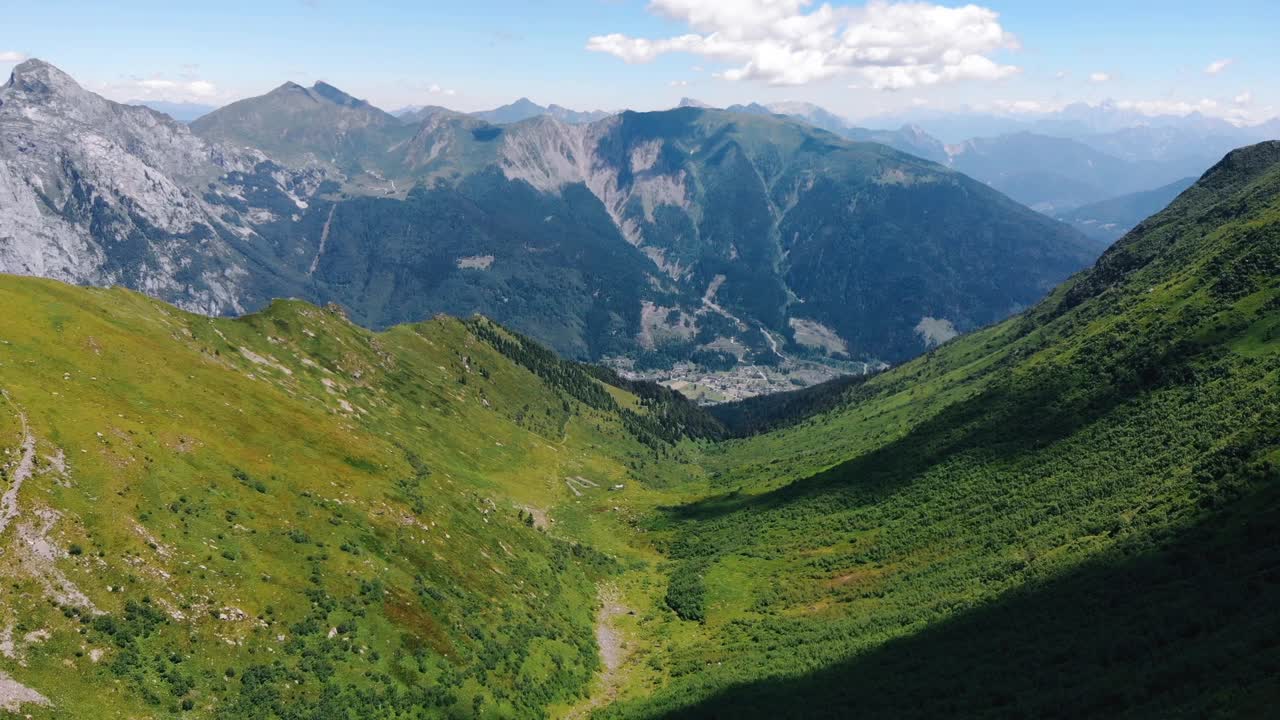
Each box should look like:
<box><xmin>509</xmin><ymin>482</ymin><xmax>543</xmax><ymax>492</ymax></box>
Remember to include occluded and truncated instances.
<box><xmin>1</xmin><ymin>59</ymin><xmax>1100</xmax><ymax>369</ymax></box>
<box><xmin>1</xmin><ymin>142</ymin><xmax>1277</xmax><ymax>718</ymax></box>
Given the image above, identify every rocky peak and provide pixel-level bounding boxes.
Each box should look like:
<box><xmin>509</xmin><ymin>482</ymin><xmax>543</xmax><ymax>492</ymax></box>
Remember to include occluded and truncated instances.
<box><xmin>271</xmin><ymin>81</ymin><xmax>308</xmax><ymax>94</ymax></box>
<box><xmin>311</xmin><ymin>81</ymin><xmax>365</xmax><ymax>108</ymax></box>
<box><xmin>2</xmin><ymin>58</ymin><xmax>92</xmax><ymax>106</ymax></box>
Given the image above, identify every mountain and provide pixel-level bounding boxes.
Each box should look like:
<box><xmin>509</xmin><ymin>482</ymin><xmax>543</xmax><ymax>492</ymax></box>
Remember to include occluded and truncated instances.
<box><xmin>546</xmin><ymin>103</ymin><xmax>612</xmax><ymax>124</ymax></box>
<box><xmin>691</xmin><ymin>101</ymin><xmax>1256</xmax><ymax>214</ymax></box>
<box><xmin>859</xmin><ymin>102</ymin><xmax>1280</xmax><ymax>145</ymax></box>
<box><xmin>844</xmin><ymin>124</ymin><xmax>948</xmax><ymax>163</ymax></box>
<box><xmin>764</xmin><ymin>101</ymin><xmax>850</xmax><ymax>135</ymax></box>
<box><xmin>599</xmin><ymin>141</ymin><xmax>1280</xmax><ymax>717</ymax></box>
<box><xmin>858</xmin><ymin>108</ymin><xmax>1033</xmax><ymax>143</ymax></box>
<box><xmin>1032</xmin><ymin>102</ymin><xmax>1246</xmax><ymax>137</ymax></box>
<box><xmin>944</xmin><ymin>131</ymin><xmax>1193</xmax><ymax>211</ymax></box>
<box><xmin>0</xmin><ymin>59</ymin><xmax>322</xmax><ymax>315</ymax></box>
<box><xmin>391</xmin><ymin>104</ymin><xmax>452</xmax><ymax>123</ymax></box>
<box><xmin>129</xmin><ymin>99</ymin><xmax>218</xmax><ymax>123</ymax></box>
<box><xmin>279</xmin><ymin>107</ymin><xmax>1101</xmax><ymax>363</ymax></box>
<box><xmin>0</xmin><ymin>141</ymin><xmax>1276</xmax><ymax>718</ymax></box>
<box><xmin>3</xmin><ymin>60</ymin><xmax>1100</xmax><ymax>372</ymax></box>
<box><xmin>190</xmin><ymin>80</ymin><xmax>410</xmax><ymax>172</ymax></box>
<box><xmin>1057</xmin><ymin>176</ymin><xmax>1197</xmax><ymax>242</ymax></box>
<box><xmin>470</xmin><ymin>97</ymin><xmax>610</xmax><ymax>125</ymax></box>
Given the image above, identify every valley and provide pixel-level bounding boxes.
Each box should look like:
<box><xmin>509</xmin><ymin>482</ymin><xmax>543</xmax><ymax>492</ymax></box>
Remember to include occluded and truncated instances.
<box><xmin>0</xmin><ymin>140</ymin><xmax>1277</xmax><ymax>718</ymax></box>
<box><xmin>3</xmin><ymin>6</ymin><xmax>1280</xmax><ymax>713</ymax></box>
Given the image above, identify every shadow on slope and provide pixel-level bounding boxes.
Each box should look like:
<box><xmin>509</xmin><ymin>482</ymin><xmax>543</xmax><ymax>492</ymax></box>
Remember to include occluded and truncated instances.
<box><xmin>651</xmin><ymin>478</ymin><xmax>1280</xmax><ymax>719</ymax></box>
<box><xmin>667</xmin><ymin>332</ymin><xmax>1203</xmax><ymax>524</ymax></box>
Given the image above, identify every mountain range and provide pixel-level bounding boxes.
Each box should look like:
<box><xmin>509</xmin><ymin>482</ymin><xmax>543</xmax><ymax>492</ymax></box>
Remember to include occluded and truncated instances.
<box><xmin>0</xmin><ymin>59</ymin><xmax>1101</xmax><ymax>371</ymax></box>
<box><xmin>686</xmin><ymin>97</ymin><xmax>1277</xmax><ymax>215</ymax></box>
<box><xmin>1056</xmin><ymin>176</ymin><xmax>1198</xmax><ymax>242</ymax></box>
<box><xmin>0</xmin><ymin>133</ymin><xmax>1275</xmax><ymax>718</ymax></box>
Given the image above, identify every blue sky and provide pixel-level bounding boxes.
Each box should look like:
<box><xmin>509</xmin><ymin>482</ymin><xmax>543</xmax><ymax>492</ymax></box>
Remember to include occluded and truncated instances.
<box><xmin>1</xmin><ymin>0</ymin><xmax>1275</xmax><ymax>124</ymax></box>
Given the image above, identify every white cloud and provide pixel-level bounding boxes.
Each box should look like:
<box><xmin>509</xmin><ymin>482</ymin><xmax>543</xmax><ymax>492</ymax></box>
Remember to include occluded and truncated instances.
<box><xmin>1088</xmin><ymin>71</ymin><xmax>1110</xmax><ymax>83</ymax></box>
<box><xmin>587</xmin><ymin>0</ymin><xmax>1020</xmax><ymax>89</ymax></box>
<box><xmin>0</xmin><ymin>50</ymin><xmax>27</xmax><ymax>63</ymax></box>
<box><xmin>670</xmin><ymin>79</ymin><xmax>690</xmax><ymax>87</ymax></box>
<box><xmin>1054</xmin><ymin>70</ymin><xmax>1068</xmax><ymax>80</ymax></box>
<box><xmin>1204</xmin><ymin>58</ymin><xmax>1233</xmax><ymax>75</ymax></box>
<box><xmin>1234</xmin><ymin>90</ymin><xmax>1252</xmax><ymax>105</ymax></box>
<box><xmin>99</xmin><ymin>75</ymin><xmax>222</xmax><ymax>103</ymax></box>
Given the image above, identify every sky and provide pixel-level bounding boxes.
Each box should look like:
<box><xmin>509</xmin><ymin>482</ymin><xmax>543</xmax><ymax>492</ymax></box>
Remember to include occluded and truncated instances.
<box><xmin>1</xmin><ymin>0</ymin><xmax>1276</xmax><ymax>124</ymax></box>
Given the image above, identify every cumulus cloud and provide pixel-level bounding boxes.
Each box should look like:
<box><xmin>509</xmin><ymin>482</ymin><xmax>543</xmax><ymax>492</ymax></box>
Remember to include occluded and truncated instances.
<box><xmin>670</xmin><ymin>79</ymin><xmax>690</xmax><ymax>87</ymax></box>
<box><xmin>1234</xmin><ymin>90</ymin><xmax>1252</xmax><ymax>105</ymax></box>
<box><xmin>99</xmin><ymin>75</ymin><xmax>223</xmax><ymax>103</ymax></box>
<box><xmin>1204</xmin><ymin>58</ymin><xmax>1233</xmax><ymax>75</ymax></box>
<box><xmin>427</xmin><ymin>83</ymin><xmax>457</xmax><ymax>96</ymax></box>
<box><xmin>0</xmin><ymin>50</ymin><xmax>28</xmax><ymax>63</ymax></box>
<box><xmin>132</xmin><ymin>78</ymin><xmax>218</xmax><ymax>98</ymax></box>
<box><xmin>586</xmin><ymin>0</ymin><xmax>1020</xmax><ymax>88</ymax></box>
<box><xmin>1088</xmin><ymin>71</ymin><xmax>1110</xmax><ymax>83</ymax></box>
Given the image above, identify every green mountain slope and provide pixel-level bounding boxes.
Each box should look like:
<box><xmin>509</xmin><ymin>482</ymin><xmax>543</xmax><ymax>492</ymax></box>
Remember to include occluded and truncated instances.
<box><xmin>594</xmin><ymin>142</ymin><xmax>1280</xmax><ymax>717</ymax></box>
<box><xmin>0</xmin><ymin>276</ymin><xmax>719</xmax><ymax>718</ymax></box>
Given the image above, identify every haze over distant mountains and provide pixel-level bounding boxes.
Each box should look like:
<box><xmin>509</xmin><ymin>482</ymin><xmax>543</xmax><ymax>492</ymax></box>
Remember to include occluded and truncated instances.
<box><xmin>1</xmin><ymin>58</ymin><xmax>1099</xmax><ymax>374</ymax></box>
<box><xmin>136</xmin><ymin>85</ymin><xmax>1275</xmax><ymax>226</ymax></box>
<box><xmin>680</xmin><ymin>96</ymin><xmax>1278</xmax><ymax>219</ymax></box>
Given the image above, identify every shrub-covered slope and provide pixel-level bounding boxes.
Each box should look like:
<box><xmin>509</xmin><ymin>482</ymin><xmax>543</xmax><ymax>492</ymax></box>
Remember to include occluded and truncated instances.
<box><xmin>599</xmin><ymin>142</ymin><xmax>1280</xmax><ymax>718</ymax></box>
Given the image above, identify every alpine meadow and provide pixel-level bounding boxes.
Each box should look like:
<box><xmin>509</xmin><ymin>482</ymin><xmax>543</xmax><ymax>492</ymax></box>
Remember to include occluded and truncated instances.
<box><xmin>1</xmin><ymin>2</ymin><xmax>1279</xmax><ymax>719</ymax></box>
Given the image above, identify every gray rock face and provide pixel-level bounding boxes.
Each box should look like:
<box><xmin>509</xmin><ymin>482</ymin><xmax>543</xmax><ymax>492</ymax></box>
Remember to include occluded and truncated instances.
<box><xmin>0</xmin><ymin>60</ymin><xmax>326</xmax><ymax>314</ymax></box>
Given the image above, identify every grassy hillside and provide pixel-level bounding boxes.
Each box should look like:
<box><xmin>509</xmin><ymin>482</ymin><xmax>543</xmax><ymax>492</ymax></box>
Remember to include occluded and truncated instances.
<box><xmin>595</xmin><ymin>141</ymin><xmax>1280</xmax><ymax>717</ymax></box>
<box><xmin>0</xmin><ymin>277</ymin><xmax>714</xmax><ymax>719</ymax></box>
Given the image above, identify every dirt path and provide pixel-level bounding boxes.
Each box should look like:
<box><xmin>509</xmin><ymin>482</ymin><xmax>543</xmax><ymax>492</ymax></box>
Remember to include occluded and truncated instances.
<box><xmin>0</xmin><ymin>393</ymin><xmax>53</xmax><ymax>714</ymax></box>
<box><xmin>0</xmin><ymin>390</ymin><xmax>35</xmax><ymax>537</ymax></box>
<box><xmin>0</xmin><ymin>390</ymin><xmax>98</xmax><ymax>613</ymax></box>
<box><xmin>564</xmin><ymin>586</ymin><xmax>632</xmax><ymax>719</ymax></box>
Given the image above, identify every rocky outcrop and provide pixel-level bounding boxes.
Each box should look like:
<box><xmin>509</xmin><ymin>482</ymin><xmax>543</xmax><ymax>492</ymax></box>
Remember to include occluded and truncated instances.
<box><xmin>0</xmin><ymin>60</ymin><xmax>327</xmax><ymax>314</ymax></box>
